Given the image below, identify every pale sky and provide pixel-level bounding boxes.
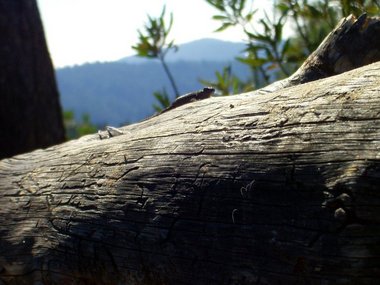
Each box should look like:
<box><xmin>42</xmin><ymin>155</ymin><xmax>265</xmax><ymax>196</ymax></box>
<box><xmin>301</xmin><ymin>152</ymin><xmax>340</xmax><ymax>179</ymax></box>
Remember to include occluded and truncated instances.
<box><xmin>36</xmin><ymin>0</ymin><xmax>272</xmax><ymax>68</ymax></box>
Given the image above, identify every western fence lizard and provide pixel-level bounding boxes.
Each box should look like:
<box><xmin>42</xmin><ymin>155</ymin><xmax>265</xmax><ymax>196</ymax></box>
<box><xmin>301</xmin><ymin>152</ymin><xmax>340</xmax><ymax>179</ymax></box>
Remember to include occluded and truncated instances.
<box><xmin>141</xmin><ymin>87</ymin><xmax>215</xmax><ymax>122</ymax></box>
<box><xmin>98</xmin><ymin>88</ymin><xmax>215</xmax><ymax>139</ymax></box>
<box><xmin>160</xmin><ymin>87</ymin><xmax>215</xmax><ymax>114</ymax></box>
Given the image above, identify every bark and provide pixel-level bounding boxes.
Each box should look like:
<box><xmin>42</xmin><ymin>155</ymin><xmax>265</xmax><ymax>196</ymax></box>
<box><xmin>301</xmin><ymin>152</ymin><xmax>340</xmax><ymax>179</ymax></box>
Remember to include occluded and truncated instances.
<box><xmin>0</xmin><ymin>15</ymin><xmax>379</xmax><ymax>285</ymax></box>
<box><xmin>0</xmin><ymin>0</ymin><xmax>65</xmax><ymax>159</ymax></box>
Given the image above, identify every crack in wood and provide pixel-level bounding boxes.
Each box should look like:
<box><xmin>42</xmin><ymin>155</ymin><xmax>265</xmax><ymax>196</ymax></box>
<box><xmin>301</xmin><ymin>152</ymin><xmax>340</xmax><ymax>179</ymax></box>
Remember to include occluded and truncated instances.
<box><xmin>59</xmin><ymin>154</ymin><xmax>95</xmax><ymax>182</ymax></box>
<box><xmin>115</xmin><ymin>166</ymin><xmax>140</xmax><ymax>182</ymax></box>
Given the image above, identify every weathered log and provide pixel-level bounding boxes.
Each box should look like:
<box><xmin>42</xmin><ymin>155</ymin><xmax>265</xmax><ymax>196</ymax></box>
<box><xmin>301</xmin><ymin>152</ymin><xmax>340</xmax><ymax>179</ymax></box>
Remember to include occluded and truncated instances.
<box><xmin>0</xmin><ymin>15</ymin><xmax>380</xmax><ymax>285</ymax></box>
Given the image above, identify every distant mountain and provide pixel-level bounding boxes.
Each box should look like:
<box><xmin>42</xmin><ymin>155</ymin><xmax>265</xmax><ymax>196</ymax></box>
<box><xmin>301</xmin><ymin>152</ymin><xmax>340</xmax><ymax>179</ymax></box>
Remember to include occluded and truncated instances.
<box><xmin>119</xmin><ymin>38</ymin><xmax>247</xmax><ymax>63</ymax></box>
<box><xmin>56</xmin><ymin>38</ymin><xmax>252</xmax><ymax>126</ymax></box>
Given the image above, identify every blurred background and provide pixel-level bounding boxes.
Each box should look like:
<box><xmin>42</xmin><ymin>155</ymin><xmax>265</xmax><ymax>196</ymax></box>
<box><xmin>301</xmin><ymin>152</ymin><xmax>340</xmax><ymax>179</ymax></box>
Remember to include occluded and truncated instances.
<box><xmin>1</xmin><ymin>0</ymin><xmax>379</xmax><ymax>158</ymax></box>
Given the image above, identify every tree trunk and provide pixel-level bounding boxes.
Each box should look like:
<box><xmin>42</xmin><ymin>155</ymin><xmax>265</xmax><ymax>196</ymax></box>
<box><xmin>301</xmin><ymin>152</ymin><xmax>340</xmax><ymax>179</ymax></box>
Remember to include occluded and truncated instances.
<box><xmin>0</xmin><ymin>15</ymin><xmax>379</xmax><ymax>285</ymax></box>
<box><xmin>0</xmin><ymin>0</ymin><xmax>65</xmax><ymax>159</ymax></box>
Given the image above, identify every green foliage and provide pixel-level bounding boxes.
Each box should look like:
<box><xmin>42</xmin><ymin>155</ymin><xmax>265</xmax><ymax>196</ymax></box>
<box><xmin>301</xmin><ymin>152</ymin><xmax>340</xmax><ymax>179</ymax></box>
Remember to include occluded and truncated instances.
<box><xmin>205</xmin><ymin>0</ymin><xmax>292</xmax><ymax>90</ymax></box>
<box><xmin>200</xmin><ymin>65</ymin><xmax>254</xmax><ymax>95</ymax></box>
<box><xmin>63</xmin><ymin>110</ymin><xmax>97</xmax><ymax>140</ymax></box>
<box><xmin>205</xmin><ymin>0</ymin><xmax>380</xmax><ymax>92</ymax></box>
<box><xmin>133</xmin><ymin>0</ymin><xmax>379</xmax><ymax>104</ymax></box>
<box><xmin>133</xmin><ymin>6</ymin><xmax>180</xmax><ymax>102</ymax></box>
<box><xmin>132</xmin><ymin>6</ymin><xmax>176</xmax><ymax>59</ymax></box>
<box><xmin>152</xmin><ymin>89</ymin><xmax>171</xmax><ymax>112</ymax></box>
<box><xmin>205</xmin><ymin>0</ymin><xmax>256</xmax><ymax>32</ymax></box>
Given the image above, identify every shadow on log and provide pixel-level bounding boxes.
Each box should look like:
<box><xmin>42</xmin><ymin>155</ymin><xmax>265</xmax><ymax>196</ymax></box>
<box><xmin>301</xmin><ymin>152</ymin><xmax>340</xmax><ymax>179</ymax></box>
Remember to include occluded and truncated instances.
<box><xmin>0</xmin><ymin>14</ymin><xmax>380</xmax><ymax>285</ymax></box>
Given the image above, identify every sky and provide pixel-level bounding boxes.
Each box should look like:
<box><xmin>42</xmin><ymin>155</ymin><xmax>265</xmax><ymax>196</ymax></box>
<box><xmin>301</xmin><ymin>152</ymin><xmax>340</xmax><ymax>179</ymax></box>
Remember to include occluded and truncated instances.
<box><xmin>36</xmin><ymin>0</ymin><xmax>272</xmax><ymax>68</ymax></box>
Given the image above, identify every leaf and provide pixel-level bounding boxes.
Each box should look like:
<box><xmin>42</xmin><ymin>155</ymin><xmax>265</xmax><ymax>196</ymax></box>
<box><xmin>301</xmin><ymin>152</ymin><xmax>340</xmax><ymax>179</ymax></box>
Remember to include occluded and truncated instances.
<box><xmin>260</xmin><ymin>18</ymin><xmax>271</xmax><ymax>35</ymax></box>
<box><xmin>305</xmin><ymin>4</ymin><xmax>323</xmax><ymax>18</ymax></box>
<box><xmin>216</xmin><ymin>70</ymin><xmax>224</xmax><ymax>83</ymax></box>
<box><xmin>237</xmin><ymin>57</ymin><xmax>267</xmax><ymax>67</ymax></box>
<box><xmin>274</xmin><ymin>21</ymin><xmax>283</xmax><ymax>42</ymax></box>
<box><xmin>212</xmin><ymin>15</ymin><xmax>229</xmax><ymax>20</ymax></box>
<box><xmin>245</xmin><ymin>10</ymin><xmax>256</xmax><ymax>22</ymax></box>
<box><xmin>205</xmin><ymin>0</ymin><xmax>226</xmax><ymax>12</ymax></box>
<box><xmin>214</xmin><ymin>22</ymin><xmax>233</xmax><ymax>32</ymax></box>
<box><xmin>276</xmin><ymin>3</ymin><xmax>290</xmax><ymax>13</ymax></box>
<box><xmin>153</xmin><ymin>89</ymin><xmax>171</xmax><ymax>111</ymax></box>
<box><xmin>237</xmin><ymin>0</ymin><xmax>246</xmax><ymax>13</ymax></box>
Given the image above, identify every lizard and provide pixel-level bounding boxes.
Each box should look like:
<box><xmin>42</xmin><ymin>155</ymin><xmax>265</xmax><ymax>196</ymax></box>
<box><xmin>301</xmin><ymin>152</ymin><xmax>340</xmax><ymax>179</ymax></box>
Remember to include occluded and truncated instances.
<box><xmin>152</xmin><ymin>87</ymin><xmax>215</xmax><ymax>118</ymax></box>
<box><xmin>98</xmin><ymin>87</ymin><xmax>215</xmax><ymax>139</ymax></box>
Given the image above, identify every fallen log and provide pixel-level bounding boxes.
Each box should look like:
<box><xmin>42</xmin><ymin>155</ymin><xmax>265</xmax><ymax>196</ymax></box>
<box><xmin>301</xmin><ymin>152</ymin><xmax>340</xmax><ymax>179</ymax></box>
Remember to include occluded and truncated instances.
<box><xmin>0</xmin><ymin>14</ymin><xmax>379</xmax><ymax>285</ymax></box>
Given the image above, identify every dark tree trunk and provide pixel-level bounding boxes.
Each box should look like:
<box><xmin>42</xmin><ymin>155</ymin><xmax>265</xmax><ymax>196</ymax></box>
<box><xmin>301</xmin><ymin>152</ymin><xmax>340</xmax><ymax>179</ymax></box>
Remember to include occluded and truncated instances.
<box><xmin>0</xmin><ymin>0</ymin><xmax>65</xmax><ymax>159</ymax></box>
<box><xmin>0</xmin><ymin>14</ymin><xmax>379</xmax><ymax>285</ymax></box>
